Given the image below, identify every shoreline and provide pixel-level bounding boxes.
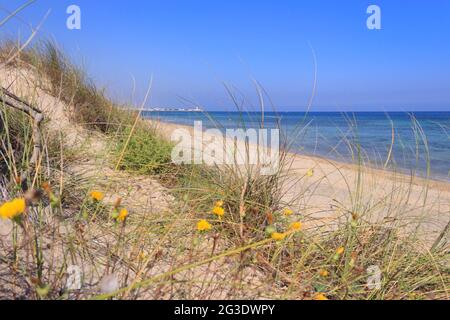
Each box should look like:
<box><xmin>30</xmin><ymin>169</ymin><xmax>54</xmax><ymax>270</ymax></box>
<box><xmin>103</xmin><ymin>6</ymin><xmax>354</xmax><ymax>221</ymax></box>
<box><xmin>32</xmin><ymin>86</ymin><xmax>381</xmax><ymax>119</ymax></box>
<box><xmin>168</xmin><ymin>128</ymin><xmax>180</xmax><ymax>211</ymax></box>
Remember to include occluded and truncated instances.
<box><xmin>150</xmin><ymin>118</ymin><xmax>450</xmax><ymax>192</ymax></box>
<box><xmin>151</xmin><ymin>118</ymin><xmax>450</xmax><ymax>245</ymax></box>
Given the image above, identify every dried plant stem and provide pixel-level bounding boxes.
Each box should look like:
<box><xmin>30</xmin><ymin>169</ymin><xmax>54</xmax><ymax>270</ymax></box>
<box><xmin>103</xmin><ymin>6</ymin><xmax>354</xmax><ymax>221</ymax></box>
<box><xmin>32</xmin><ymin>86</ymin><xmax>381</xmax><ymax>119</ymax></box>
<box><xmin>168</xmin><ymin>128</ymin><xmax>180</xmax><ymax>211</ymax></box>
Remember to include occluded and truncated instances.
<box><xmin>0</xmin><ymin>86</ymin><xmax>43</xmax><ymax>186</ymax></box>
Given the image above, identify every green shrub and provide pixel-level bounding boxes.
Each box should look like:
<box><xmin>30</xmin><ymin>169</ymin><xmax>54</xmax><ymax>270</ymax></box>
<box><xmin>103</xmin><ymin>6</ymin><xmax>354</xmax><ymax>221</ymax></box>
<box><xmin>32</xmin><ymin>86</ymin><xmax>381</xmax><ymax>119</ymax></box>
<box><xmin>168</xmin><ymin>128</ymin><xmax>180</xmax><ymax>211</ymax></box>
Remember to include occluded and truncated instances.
<box><xmin>116</xmin><ymin>126</ymin><xmax>173</xmax><ymax>175</ymax></box>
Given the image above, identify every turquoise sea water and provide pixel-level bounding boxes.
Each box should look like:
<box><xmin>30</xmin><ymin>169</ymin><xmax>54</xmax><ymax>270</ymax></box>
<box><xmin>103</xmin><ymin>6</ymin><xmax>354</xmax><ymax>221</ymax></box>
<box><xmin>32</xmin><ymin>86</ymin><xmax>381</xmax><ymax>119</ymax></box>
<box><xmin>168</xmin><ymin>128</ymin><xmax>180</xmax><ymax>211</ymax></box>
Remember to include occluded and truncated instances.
<box><xmin>143</xmin><ymin>111</ymin><xmax>450</xmax><ymax>182</ymax></box>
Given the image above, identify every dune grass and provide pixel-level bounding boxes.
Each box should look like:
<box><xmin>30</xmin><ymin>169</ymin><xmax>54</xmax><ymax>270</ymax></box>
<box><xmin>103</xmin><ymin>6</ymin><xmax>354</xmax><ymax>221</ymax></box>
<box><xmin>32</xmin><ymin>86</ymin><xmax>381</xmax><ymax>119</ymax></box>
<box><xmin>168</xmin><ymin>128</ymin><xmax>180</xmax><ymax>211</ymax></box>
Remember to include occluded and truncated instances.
<box><xmin>0</xmin><ymin>40</ymin><xmax>448</xmax><ymax>300</ymax></box>
<box><xmin>115</xmin><ymin>125</ymin><xmax>173</xmax><ymax>175</ymax></box>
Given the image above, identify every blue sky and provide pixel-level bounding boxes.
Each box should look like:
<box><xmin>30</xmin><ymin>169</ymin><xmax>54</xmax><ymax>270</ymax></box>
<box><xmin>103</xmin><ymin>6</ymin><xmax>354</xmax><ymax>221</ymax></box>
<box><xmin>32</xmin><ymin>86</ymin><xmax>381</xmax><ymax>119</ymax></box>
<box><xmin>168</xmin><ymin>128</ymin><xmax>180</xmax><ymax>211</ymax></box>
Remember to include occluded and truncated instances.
<box><xmin>1</xmin><ymin>0</ymin><xmax>450</xmax><ymax>111</ymax></box>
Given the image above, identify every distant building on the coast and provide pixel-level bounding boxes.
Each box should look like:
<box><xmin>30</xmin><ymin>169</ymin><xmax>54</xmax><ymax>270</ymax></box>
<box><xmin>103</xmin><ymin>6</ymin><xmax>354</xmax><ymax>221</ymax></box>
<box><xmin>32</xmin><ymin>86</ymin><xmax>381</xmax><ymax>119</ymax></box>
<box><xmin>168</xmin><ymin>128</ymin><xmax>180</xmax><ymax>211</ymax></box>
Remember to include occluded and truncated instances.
<box><xmin>147</xmin><ymin>106</ymin><xmax>203</xmax><ymax>112</ymax></box>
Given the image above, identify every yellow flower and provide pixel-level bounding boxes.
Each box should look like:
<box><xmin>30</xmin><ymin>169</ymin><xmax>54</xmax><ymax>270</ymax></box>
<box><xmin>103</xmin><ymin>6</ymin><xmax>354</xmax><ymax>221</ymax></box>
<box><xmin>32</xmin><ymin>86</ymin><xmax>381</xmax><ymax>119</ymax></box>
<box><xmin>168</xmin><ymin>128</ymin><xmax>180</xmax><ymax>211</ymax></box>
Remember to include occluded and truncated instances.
<box><xmin>319</xmin><ymin>269</ymin><xmax>329</xmax><ymax>277</ymax></box>
<box><xmin>0</xmin><ymin>202</ymin><xmax>14</xmax><ymax>219</ymax></box>
<box><xmin>283</xmin><ymin>208</ymin><xmax>294</xmax><ymax>216</ymax></box>
<box><xmin>117</xmin><ymin>208</ymin><xmax>129</xmax><ymax>222</ymax></box>
<box><xmin>271</xmin><ymin>232</ymin><xmax>286</xmax><ymax>241</ymax></box>
<box><xmin>336</xmin><ymin>247</ymin><xmax>345</xmax><ymax>255</ymax></box>
<box><xmin>90</xmin><ymin>191</ymin><xmax>104</xmax><ymax>202</ymax></box>
<box><xmin>197</xmin><ymin>219</ymin><xmax>212</xmax><ymax>232</ymax></box>
<box><xmin>212</xmin><ymin>206</ymin><xmax>225</xmax><ymax>217</ymax></box>
<box><xmin>307</xmin><ymin>169</ymin><xmax>314</xmax><ymax>177</ymax></box>
<box><xmin>313</xmin><ymin>293</ymin><xmax>328</xmax><ymax>300</ymax></box>
<box><xmin>0</xmin><ymin>198</ymin><xmax>26</xmax><ymax>220</ymax></box>
<box><xmin>11</xmin><ymin>198</ymin><xmax>26</xmax><ymax>214</ymax></box>
<box><xmin>289</xmin><ymin>221</ymin><xmax>302</xmax><ymax>232</ymax></box>
<box><xmin>215</xmin><ymin>200</ymin><xmax>224</xmax><ymax>207</ymax></box>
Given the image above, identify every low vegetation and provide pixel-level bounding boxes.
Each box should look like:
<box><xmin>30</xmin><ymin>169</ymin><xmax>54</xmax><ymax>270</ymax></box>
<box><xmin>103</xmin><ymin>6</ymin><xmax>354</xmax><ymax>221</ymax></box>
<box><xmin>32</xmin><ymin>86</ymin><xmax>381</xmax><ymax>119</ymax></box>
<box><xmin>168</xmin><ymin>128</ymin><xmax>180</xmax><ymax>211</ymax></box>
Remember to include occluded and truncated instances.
<box><xmin>0</xmin><ymin>40</ymin><xmax>448</xmax><ymax>300</ymax></box>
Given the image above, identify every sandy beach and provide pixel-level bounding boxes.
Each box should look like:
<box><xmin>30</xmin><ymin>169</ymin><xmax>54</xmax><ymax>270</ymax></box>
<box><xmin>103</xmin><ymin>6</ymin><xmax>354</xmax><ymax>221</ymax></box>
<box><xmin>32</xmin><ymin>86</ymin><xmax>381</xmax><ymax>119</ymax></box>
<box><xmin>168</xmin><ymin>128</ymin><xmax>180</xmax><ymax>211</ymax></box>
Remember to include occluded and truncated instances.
<box><xmin>2</xmin><ymin>0</ymin><xmax>450</xmax><ymax>301</ymax></box>
<box><xmin>153</xmin><ymin>119</ymin><xmax>450</xmax><ymax>246</ymax></box>
<box><xmin>1</xmin><ymin>41</ymin><xmax>448</xmax><ymax>300</ymax></box>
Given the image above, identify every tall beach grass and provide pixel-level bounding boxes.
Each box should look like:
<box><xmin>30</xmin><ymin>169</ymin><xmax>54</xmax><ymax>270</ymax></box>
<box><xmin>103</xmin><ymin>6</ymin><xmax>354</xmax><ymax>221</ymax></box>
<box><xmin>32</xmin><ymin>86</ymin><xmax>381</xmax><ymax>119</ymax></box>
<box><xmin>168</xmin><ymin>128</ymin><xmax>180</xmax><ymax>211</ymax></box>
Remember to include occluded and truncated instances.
<box><xmin>0</xmin><ymin>39</ymin><xmax>448</xmax><ymax>300</ymax></box>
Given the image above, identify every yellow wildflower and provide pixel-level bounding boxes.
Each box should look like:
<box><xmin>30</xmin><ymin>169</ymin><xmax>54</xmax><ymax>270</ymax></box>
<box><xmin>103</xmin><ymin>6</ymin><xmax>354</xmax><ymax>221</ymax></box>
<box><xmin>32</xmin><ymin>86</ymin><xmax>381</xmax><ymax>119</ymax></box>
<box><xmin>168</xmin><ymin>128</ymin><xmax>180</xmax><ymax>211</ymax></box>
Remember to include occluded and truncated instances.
<box><xmin>313</xmin><ymin>293</ymin><xmax>328</xmax><ymax>300</ymax></box>
<box><xmin>11</xmin><ymin>198</ymin><xmax>26</xmax><ymax>214</ymax></box>
<box><xmin>197</xmin><ymin>219</ymin><xmax>212</xmax><ymax>232</ymax></box>
<box><xmin>271</xmin><ymin>232</ymin><xmax>286</xmax><ymax>241</ymax></box>
<box><xmin>289</xmin><ymin>221</ymin><xmax>302</xmax><ymax>232</ymax></box>
<box><xmin>307</xmin><ymin>169</ymin><xmax>314</xmax><ymax>177</ymax></box>
<box><xmin>0</xmin><ymin>202</ymin><xmax>14</xmax><ymax>219</ymax></box>
<box><xmin>319</xmin><ymin>269</ymin><xmax>329</xmax><ymax>277</ymax></box>
<box><xmin>0</xmin><ymin>198</ymin><xmax>26</xmax><ymax>220</ymax></box>
<box><xmin>117</xmin><ymin>208</ymin><xmax>129</xmax><ymax>222</ymax></box>
<box><xmin>283</xmin><ymin>208</ymin><xmax>294</xmax><ymax>216</ymax></box>
<box><xmin>212</xmin><ymin>206</ymin><xmax>225</xmax><ymax>217</ymax></box>
<box><xmin>90</xmin><ymin>191</ymin><xmax>104</xmax><ymax>202</ymax></box>
<box><xmin>215</xmin><ymin>200</ymin><xmax>224</xmax><ymax>207</ymax></box>
<box><xmin>336</xmin><ymin>247</ymin><xmax>345</xmax><ymax>255</ymax></box>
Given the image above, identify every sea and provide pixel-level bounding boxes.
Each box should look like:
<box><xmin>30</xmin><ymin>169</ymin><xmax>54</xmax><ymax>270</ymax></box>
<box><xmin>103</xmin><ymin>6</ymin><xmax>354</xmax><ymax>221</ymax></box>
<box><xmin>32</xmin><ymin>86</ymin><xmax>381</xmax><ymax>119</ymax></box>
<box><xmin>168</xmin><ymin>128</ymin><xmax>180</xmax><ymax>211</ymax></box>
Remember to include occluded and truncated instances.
<box><xmin>142</xmin><ymin>111</ymin><xmax>450</xmax><ymax>182</ymax></box>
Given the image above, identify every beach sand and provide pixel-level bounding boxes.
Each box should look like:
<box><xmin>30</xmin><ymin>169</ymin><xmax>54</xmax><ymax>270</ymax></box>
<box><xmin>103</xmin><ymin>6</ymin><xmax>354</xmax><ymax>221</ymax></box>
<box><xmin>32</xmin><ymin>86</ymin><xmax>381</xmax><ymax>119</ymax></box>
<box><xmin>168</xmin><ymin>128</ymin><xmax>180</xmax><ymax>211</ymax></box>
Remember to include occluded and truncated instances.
<box><xmin>1</xmin><ymin>64</ymin><xmax>448</xmax><ymax>248</ymax></box>
<box><xmin>153</xmin><ymin>119</ymin><xmax>450</xmax><ymax>247</ymax></box>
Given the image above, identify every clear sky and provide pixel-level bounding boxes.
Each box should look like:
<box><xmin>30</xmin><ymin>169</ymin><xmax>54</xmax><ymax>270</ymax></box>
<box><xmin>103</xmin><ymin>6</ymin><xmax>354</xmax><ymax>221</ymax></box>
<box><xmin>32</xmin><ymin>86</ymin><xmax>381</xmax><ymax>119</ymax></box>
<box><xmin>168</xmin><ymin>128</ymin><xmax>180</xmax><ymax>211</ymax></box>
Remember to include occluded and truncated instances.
<box><xmin>1</xmin><ymin>0</ymin><xmax>450</xmax><ymax>111</ymax></box>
